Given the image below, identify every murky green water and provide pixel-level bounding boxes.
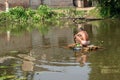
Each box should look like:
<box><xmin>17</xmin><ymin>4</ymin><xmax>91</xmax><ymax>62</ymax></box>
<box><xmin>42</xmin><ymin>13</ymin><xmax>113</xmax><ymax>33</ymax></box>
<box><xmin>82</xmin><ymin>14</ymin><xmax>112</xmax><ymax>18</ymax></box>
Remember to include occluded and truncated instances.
<box><xmin>0</xmin><ymin>19</ymin><xmax>120</xmax><ymax>80</ymax></box>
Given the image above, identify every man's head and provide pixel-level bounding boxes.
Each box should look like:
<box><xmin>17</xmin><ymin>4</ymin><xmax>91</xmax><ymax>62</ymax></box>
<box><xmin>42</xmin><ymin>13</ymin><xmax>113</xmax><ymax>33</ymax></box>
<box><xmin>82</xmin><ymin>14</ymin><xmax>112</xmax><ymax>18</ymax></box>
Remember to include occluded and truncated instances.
<box><xmin>79</xmin><ymin>27</ymin><xmax>84</xmax><ymax>31</ymax></box>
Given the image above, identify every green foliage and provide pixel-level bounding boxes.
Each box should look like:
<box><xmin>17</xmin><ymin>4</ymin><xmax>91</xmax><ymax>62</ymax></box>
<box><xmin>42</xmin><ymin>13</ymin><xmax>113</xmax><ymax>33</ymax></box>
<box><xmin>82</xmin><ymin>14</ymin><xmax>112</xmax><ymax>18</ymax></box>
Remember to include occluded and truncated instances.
<box><xmin>0</xmin><ymin>12</ymin><xmax>7</xmax><ymax>22</ymax></box>
<box><xmin>37</xmin><ymin>5</ymin><xmax>58</xmax><ymax>21</ymax></box>
<box><xmin>0</xmin><ymin>5</ymin><xmax>60</xmax><ymax>23</ymax></box>
<box><xmin>52</xmin><ymin>8</ymin><xmax>85</xmax><ymax>18</ymax></box>
<box><xmin>26</xmin><ymin>8</ymin><xmax>36</xmax><ymax>20</ymax></box>
<box><xmin>98</xmin><ymin>0</ymin><xmax>120</xmax><ymax>18</ymax></box>
<box><xmin>88</xmin><ymin>8</ymin><xmax>103</xmax><ymax>18</ymax></box>
<box><xmin>9</xmin><ymin>6</ymin><xmax>27</xmax><ymax>20</ymax></box>
<box><xmin>0</xmin><ymin>12</ymin><xmax>12</xmax><ymax>23</ymax></box>
<box><xmin>75</xmin><ymin>10</ymin><xmax>85</xmax><ymax>17</ymax></box>
<box><xmin>37</xmin><ymin>5</ymin><xmax>51</xmax><ymax>18</ymax></box>
<box><xmin>26</xmin><ymin>8</ymin><xmax>35</xmax><ymax>17</ymax></box>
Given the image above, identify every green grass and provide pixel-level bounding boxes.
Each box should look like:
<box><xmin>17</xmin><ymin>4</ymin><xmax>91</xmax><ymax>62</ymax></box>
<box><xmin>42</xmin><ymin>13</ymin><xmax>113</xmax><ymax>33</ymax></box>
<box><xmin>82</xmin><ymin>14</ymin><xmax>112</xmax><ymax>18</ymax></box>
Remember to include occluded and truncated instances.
<box><xmin>88</xmin><ymin>7</ymin><xmax>103</xmax><ymax>18</ymax></box>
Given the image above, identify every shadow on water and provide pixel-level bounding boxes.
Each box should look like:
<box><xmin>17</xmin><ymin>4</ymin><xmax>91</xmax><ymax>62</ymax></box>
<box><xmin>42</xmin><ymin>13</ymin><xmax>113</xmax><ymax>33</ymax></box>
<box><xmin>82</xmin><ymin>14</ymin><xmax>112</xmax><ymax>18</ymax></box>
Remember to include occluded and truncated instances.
<box><xmin>0</xmin><ymin>19</ymin><xmax>120</xmax><ymax>80</ymax></box>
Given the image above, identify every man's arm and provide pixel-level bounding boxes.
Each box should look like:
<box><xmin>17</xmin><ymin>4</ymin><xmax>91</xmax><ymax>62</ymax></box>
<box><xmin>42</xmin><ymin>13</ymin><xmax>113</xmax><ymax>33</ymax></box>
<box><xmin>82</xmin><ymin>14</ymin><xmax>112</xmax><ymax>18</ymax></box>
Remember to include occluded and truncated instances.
<box><xmin>75</xmin><ymin>32</ymin><xmax>81</xmax><ymax>36</ymax></box>
<box><xmin>81</xmin><ymin>31</ymin><xmax>88</xmax><ymax>41</ymax></box>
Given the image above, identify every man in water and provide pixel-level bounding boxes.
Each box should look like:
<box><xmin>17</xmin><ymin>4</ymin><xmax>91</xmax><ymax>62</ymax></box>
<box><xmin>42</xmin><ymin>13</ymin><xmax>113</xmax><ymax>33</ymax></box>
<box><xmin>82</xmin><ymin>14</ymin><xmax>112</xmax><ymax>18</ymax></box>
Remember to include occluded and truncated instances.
<box><xmin>74</xmin><ymin>27</ymin><xmax>90</xmax><ymax>47</ymax></box>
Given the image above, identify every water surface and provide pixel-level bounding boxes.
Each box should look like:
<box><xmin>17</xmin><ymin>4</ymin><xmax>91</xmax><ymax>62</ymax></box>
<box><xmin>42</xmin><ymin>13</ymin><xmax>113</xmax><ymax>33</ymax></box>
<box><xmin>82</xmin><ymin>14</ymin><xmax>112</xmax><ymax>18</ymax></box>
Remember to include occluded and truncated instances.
<box><xmin>0</xmin><ymin>19</ymin><xmax>120</xmax><ymax>80</ymax></box>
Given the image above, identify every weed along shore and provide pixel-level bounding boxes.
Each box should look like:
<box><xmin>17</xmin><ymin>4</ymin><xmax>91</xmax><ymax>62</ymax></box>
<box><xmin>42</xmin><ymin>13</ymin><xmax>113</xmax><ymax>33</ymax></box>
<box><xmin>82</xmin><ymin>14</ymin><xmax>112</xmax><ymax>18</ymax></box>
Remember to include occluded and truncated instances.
<box><xmin>0</xmin><ymin>5</ymin><xmax>104</xmax><ymax>25</ymax></box>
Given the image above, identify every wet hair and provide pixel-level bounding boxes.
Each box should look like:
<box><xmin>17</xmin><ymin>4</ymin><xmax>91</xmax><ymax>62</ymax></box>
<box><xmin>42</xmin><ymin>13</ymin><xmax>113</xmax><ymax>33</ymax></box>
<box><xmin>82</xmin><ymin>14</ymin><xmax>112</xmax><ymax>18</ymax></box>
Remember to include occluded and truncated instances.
<box><xmin>79</xmin><ymin>27</ymin><xmax>84</xmax><ymax>31</ymax></box>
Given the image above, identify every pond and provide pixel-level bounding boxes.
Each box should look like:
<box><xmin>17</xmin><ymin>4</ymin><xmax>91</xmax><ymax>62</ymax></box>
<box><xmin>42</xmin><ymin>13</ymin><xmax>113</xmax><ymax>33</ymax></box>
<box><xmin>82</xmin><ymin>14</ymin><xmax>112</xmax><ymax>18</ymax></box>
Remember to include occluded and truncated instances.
<box><xmin>0</xmin><ymin>19</ymin><xmax>120</xmax><ymax>80</ymax></box>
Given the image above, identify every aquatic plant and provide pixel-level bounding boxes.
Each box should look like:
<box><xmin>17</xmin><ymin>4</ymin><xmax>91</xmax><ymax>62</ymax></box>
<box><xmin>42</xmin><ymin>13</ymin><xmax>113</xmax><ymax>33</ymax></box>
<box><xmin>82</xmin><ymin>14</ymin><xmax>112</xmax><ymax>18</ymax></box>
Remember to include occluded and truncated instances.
<box><xmin>8</xmin><ymin>6</ymin><xmax>28</xmax><ymax>22</ymax></box>
<box><xmin>0</xmin><ymin>5</ymin><xmax>60</xmax><ymax>23</ymax></box>
<box><xmin>37</xmin><ymin>5</ymin><xmax>59</xmax><ymax>21</ymax></box>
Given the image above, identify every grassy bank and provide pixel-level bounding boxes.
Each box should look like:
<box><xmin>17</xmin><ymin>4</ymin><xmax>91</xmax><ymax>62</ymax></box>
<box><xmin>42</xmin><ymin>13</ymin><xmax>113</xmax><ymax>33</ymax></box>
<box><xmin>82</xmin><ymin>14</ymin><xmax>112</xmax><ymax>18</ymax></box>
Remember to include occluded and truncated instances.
<box><xmin>0</xmin><ymin>5</ymin><xmax>104</xmax><ymax>24</ymax></box>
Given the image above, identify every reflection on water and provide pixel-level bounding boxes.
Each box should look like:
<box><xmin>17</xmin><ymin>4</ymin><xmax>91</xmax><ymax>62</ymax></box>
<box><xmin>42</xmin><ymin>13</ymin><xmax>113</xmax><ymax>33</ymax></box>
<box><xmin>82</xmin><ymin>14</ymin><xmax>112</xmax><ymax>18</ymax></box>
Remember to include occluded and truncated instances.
<box><xmin>74</xmin><ymin>51</ymin><xmax>89</xmax><ymax>67</ymax></box>
<box><xmin>7</xmin><ymin>30</ymin><xmax>10</xmax><ymax>42</ymax></box>
<box><xmin>0</xmin><ymin>19</ymin><xmax>120</xmax><ymax>80</ymax></box>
